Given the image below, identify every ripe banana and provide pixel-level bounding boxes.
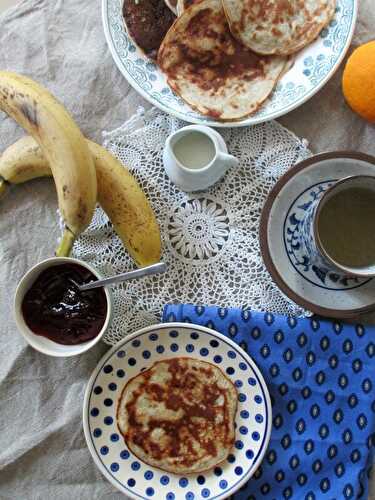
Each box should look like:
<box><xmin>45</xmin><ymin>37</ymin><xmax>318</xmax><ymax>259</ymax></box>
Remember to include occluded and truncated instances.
<box><xmin>0</xmin><ymin>71</ymin><xmax>97</xmax><ymax>256</ymax></box>
<box><xmin>0</xmin><ymin>136</ymin><xmax>162</xmax><ymax>267</ymax></box>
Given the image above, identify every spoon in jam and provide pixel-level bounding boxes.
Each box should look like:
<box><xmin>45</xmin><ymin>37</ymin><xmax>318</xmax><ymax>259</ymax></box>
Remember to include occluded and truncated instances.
<box><xmin>75</xmin><ymin>262</ymin><xmax>167</xmax><ymax>292</ymax></box>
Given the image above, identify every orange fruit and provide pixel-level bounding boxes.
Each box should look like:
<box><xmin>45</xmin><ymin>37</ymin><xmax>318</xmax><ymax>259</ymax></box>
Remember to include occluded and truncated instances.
<box><xmin>342</xmin><ymin>40</ymin><xmax>375</xmax><ymax>123</ymax></box>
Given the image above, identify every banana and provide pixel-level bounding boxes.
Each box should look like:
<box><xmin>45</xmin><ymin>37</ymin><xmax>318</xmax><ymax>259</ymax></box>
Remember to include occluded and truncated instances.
<box><xmin>0</xmin><ymin>136</ymin><xmax>162</xmax><ymax>267</ymax></box>
<box><xmin>0</xmin><ymin>71</ymin><xmax>97</xmax><ymax>256</ymax></box>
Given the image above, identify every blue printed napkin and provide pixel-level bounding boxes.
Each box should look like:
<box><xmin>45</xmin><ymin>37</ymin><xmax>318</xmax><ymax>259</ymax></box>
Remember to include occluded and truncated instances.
<box><xmin>163</xmin><ymin>304</ymin><xmax>375</xmax><ymax>500</ymax></box>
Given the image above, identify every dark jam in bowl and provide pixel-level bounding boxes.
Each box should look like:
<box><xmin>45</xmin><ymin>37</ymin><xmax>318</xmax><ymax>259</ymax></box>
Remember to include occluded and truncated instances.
<box><xmin>21</xmin><ymin>263</ymin><xmax>107</xmax><ymax>345</ymax></box>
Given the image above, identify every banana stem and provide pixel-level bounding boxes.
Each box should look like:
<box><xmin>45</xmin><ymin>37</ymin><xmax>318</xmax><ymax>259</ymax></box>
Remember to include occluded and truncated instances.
<box><xmin>55</xmin><ymin>227</ymin><xmax>75</xmax><ymax>257</ymax></box>
<box><xmin>0</xmin><ymin>177</ymin><xmax>9</xmax><ymax>198</ymax></box>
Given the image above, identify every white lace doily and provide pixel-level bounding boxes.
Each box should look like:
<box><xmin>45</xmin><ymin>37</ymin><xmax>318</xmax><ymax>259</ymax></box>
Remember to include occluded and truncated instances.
<box><xmin>73</xmin><ymin>108</ymin><xmax>311</xmax><ymax>345</ymax></box>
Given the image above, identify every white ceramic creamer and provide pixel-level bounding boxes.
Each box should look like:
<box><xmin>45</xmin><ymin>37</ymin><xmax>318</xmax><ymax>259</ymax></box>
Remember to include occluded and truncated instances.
<box><xmin>163</xmin><ymin>125</ymin><xmax>238</xmax><ymax>192</ymax></box>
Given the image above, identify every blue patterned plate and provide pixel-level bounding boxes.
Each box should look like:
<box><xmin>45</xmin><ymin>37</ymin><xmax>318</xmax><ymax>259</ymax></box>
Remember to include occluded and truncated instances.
<box><xmin>83</xmin><ymin>323</ymin><xmax>272</xmax><ymax>499</ymax></box>
<box><xmin>102</xmin><ymin>0</ymin><xmax>357</xmax><ymax>127</ymax></box>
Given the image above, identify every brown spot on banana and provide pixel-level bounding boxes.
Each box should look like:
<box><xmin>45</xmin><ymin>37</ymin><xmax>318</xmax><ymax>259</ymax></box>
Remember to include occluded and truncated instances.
<box><xmin>77</xmin><ymin>197</ymin><xmax>88</xmax><ymax>223</ymax></box>
<box><xmin>62</xmin><ymin>184</ymin><xmax>69</xmax><ymax>197</ymax></box>
<box><xmin>19</xmin><ymin>102</ymin><xmax>39</xmax><ymax>128</ymax></box>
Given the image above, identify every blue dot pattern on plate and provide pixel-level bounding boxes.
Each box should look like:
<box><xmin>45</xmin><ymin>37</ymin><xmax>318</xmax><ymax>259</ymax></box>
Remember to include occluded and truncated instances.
<box><xmin>87</xmin><ymin>322</ymin><xmax>274</xmax><ymax>499</ymax></box>
<box><xmin>93</xmin><ymin>428</ymin><xmax>101</xmax><ymax>438</ymax></box>
<box><xmin>220</xmin><ymin>480</ymin><xmax>228</xmax><ymax>489</ymax></box>
<box><xmin>144</xmin><ymin>470</ymin><xmax>154</xmax><ymax>480</ymax></box>
<box><xmin>89</xmin><ymin>328</ymin><xmax>278</xmax><ymax>499</ymax></box>
<box><xmin>159</xmin><ymin>303</ymin><xmax>375</xmax><ymax>500</ymax></box>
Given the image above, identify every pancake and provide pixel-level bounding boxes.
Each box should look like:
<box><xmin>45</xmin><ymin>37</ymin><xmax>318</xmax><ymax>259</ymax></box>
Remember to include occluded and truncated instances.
<box><xmin>176</xmin><ymin>0</ymin><xmax>202</xmax><ymax>15</ymax></box>
<box><xmin>157</xmin><ymin>0</ymin><xmax>287</xmax><ymax>121</ymax></box>
<box><xmin>222</xmin><ymin>0</ymin><xmax>336</xmax><ymax>56</ymax></box>
<box><xmin>122</xmin><ymin>0</ymin><xmax>176</xmax><ymax>60</ymax></box>
<box><xmin>117</xmin><ymin>357</ymin><xmax>238</xmax><ymax>474</ymax></box>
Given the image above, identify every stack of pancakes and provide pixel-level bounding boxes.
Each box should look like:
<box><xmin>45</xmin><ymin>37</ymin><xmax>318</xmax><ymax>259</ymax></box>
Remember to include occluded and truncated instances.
<box><xmin>123</xmin><ymin>0</ymin><xmax>335</xmax><ymax>120</ymax></box>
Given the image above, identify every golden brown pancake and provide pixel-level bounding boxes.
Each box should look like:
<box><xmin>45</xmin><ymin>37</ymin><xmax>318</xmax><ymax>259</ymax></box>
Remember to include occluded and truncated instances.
<box><xmin>157</xmin><ymin>0</ymin><xmax>287</xmax><ymax>121</ymax></box>
<box><xmin>222</xmin><ymin>0</ymin><xmax>336</xmax><ymax>56</ymax></box>
<box><xmin>176</xmin><ymin>0</ymin><xmax>202</xmax><ymax>15</ymax></box>
<box><xmin>117</xmin><ymin>357</ymin><xmax>238</xmax><ymax>473</ymax></box>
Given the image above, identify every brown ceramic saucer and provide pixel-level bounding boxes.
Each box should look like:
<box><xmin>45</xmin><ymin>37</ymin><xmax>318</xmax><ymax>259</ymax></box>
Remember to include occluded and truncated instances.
<box><xmin>260</xmin><ymin>152</ymin><xmax>375</xmax><ymax>319</ymax></box>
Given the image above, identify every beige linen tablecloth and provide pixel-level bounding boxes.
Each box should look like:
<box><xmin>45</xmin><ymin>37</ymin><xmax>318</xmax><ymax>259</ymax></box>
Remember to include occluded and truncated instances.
<box><xmin>0</xmin><ymin>1</ymin><xmax>374</xmax><ymax>498</ymax></box>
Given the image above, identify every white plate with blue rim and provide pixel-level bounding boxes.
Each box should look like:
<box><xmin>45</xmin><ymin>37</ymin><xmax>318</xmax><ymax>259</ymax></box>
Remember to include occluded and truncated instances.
<box><xmin>83</xmin><ymin>323</ymin><xmax>272</xmax><ymax>499</ymax></box>
<box><xmin>102</xmin><ymin>0</ymin><xmax>357</xmax><ymax>127</ymax></box>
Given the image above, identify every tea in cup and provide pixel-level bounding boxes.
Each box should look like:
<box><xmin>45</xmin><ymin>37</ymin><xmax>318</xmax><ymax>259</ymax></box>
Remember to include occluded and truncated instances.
<box><xmin>300</xmin><ymin>175</ymin><xmax>375</xmax><ymax>277</ymax></box>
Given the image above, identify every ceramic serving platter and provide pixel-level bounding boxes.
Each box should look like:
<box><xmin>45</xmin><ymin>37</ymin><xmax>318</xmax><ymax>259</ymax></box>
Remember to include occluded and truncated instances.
<box><xmin>102</xmin><ymin>0</ymin><xmax>357</xmax><ymax>127</ymax></box>
<box><xmin>260</xmin><ymin>152</ymin><xmax>375</xmax><ymax>318</ymax></box>
<box><xmin>83</xmin><ymin>323</ymin><xmax>272</xmax><ymax>499</ymax></box>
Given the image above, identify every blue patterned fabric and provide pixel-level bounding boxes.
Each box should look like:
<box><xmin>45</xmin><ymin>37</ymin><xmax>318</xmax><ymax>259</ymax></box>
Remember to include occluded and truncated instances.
<box><xmin>162</xmin><ymin>305</ymin><xmax>375</xmax><ymax>500</ymax></box>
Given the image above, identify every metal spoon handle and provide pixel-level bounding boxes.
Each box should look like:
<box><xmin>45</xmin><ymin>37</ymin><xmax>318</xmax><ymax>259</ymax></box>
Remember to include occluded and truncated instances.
<box><xmin>79</xmin><ymin>262</ymin><xmax>167</xmax><ymax>291</ymax></box>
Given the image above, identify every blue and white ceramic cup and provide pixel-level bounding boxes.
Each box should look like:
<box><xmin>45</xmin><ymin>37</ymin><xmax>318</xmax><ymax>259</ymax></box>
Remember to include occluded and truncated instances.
<box><xmin>298</xmin><ymin>175</ymin><xmax>375</xmax><ymax>278</ymax></box>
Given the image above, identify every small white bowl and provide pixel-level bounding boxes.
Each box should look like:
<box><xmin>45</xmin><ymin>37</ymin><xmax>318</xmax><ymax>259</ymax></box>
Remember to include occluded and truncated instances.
<box><xmin>14</xmin><ymin>257</ymin><xmax>112</xmax><ymax>357</ymax></box>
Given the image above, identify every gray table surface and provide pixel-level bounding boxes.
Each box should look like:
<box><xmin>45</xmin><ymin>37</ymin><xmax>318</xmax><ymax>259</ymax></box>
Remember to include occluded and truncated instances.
<box><xmin>0</xmin><ymin>0</ymin><xmax>374</xmax><ymax>498</ymax></box>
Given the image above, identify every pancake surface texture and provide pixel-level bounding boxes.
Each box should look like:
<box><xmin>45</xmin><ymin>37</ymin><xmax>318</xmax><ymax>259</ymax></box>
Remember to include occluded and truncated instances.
<box><xmin>158</xmin><ymin>0</ymin><xmax>287</xmax><ymax>121</ymax></box>
<box><xmin>176</xmin><ymin>0</ymin><xmax>202</xmax><ymax>15</ymax></box>
<box><xmin>222</xmin><ymin>0</ymin><xmax>336</xmax><ymax>56</ymax></box>
<box><xmin>117</xmin><ymin>357</ymin><xmax>238</xmax><ymax>473</ymax></box>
